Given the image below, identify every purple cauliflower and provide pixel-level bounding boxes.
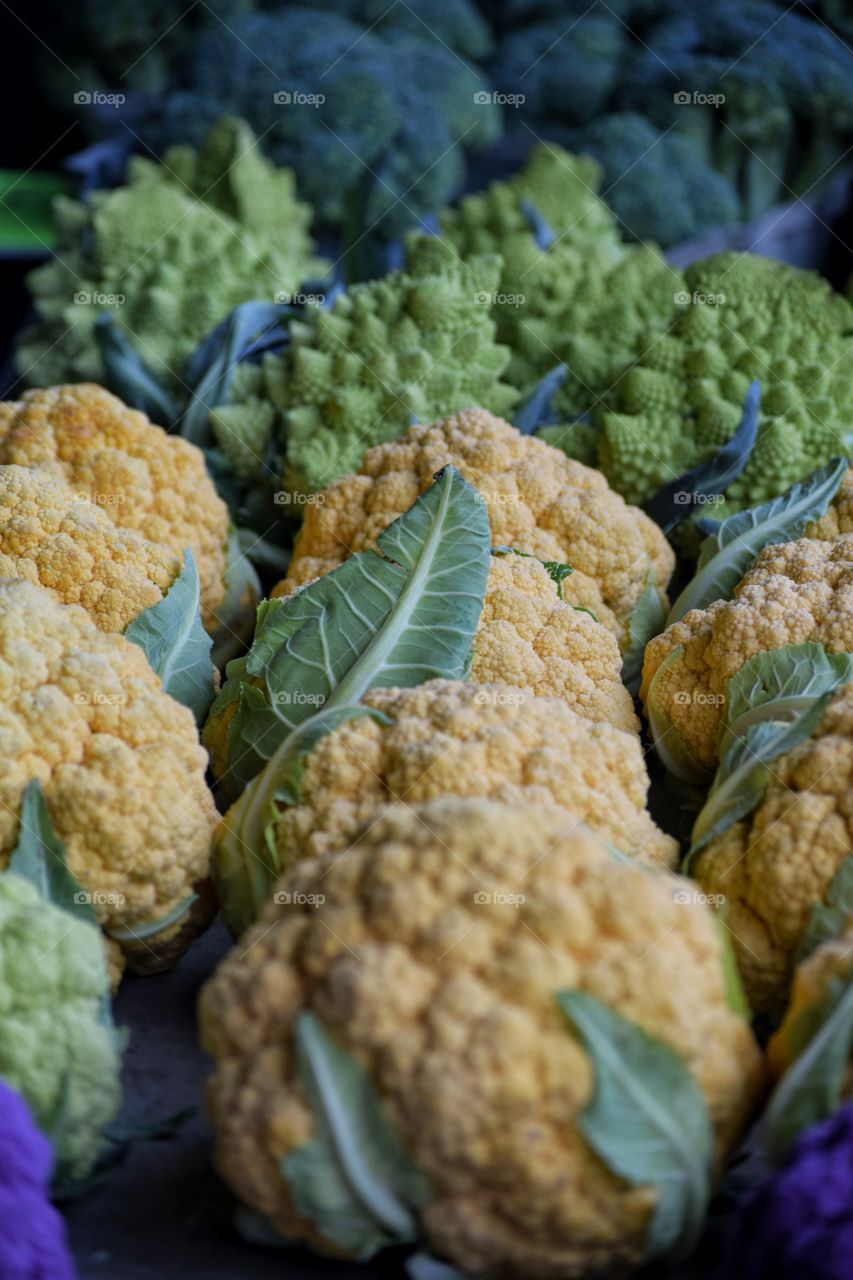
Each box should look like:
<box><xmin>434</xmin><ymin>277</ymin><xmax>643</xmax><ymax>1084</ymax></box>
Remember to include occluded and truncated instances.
<box><xmin>724</xmin><ymin>1101</ymin><xmax>853</xmax><ymax>1279</ymax></box>
<box><xmin>0</xmin><ymin>1080</ymin><xmax>76</xmax><ymax>1280</ymax></box>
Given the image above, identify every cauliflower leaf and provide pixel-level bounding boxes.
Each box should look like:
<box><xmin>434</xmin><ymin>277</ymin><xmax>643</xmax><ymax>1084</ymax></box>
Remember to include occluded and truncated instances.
<box><xmin>8</xmin><ymin>780</ymin><xmax>96</xmax><ymax>927</ymax></box>
<box><xmin>557</xmin><ymin>990</ymin><xmax>712</xmax><ymax>1262</ymax></box>
<box><xmin>799</xmin><ymin>859</ymin><xmax>853</xmax><ymax>964</ymax></box>
<box><xmin>667</xmin><ymin>458</ymin><xmax>849</xmax><ymax>625</ymax></box>
<box><xmin>125</xmin><ymin>549</ymin><xmax>216</xmax><ymax>725</ymax></box>
<box><xmin>282</xmin><ymin>1013</ymin><xmax>430</xmax><ymax>1260</ymax></box>
<box><xmin>762</xmin><ymin>975</ymin><xmax>853</xmax><ymax>1166</ymax></box>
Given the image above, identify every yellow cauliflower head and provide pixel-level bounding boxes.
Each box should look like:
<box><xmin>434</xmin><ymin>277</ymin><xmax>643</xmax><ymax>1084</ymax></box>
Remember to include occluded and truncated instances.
<box><xmin>274</xmin><ymin>408</ymin><xmax>675</xmax><ymax>647</ymax></box>
<box><xmin>201</xmin><ymin>798</ymin><xmax>763</xmax><ymax>1280</ymax></box>
<box><xmin>0</xmin><ymin>578</ymin><xmax>218</xmax><ymax>979</ymax></box>
<box><xmin>642</xmin><ymin>534</ymin><xmax>853</xmax><ymax>774</ymax></box>
<box><xmin>768</xmin><ymin>919</ymin><xmax>853</xmax><ymax>1080</ymax></box>
<box><xmin>692</xmin><ymin>682</ymin><xmax>853</xmax><ymax>1015</ymax></box>
<box><xmin>0</xmin><ymin>464</ymin><xmax>181</xmax><ymax>632</ymax></box>
<box><xmin>259</xmin><ymin>679</ymin><xmax>676</xmax><ymax>878</ymax></box>
<box><xmin>0</xmin><ymin>383</ymin><xmax>229</xmax><ymax>626</ymax></box>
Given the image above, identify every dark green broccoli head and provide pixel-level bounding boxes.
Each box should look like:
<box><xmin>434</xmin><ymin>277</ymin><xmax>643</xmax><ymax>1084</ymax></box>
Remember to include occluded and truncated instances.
<box><xmin>139</xmin><ymin>8</ymin><xmax>498</xmax><ymax>233</ymax></box>
<box><xmin>492</xmin><ymin>12</ymin><xmax>628</xmax><ymax>125</ymax></box>
<box><xmin>308</xmin><ymin>0</ymin><xmax>494</xmax><ymax>59</ymax></box>
<box><xmin>569</xmin><ymin>113</ymin><xmax>741</xmax><ymax>246</ymax></box>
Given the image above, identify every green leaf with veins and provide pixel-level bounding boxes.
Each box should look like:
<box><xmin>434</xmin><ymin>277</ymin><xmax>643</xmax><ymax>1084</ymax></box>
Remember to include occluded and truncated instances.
<box><xmin>667</xmin><ymin>458</ymin><xmax>848</xmax><ymax>626</ymax></box>
<box><xmin>212</xmin><ymin>467</ymin><xmax>491</xmax><ymax>931</ymax></box>
<box><xmin>8</xmin><ymin>780</ymin><xmax>96</xmax><ymax>925</ymax></box>
<box><xmin>686</xmin><ymin>644</ymin><xmax>853</xmax><ymax>864</ymax></box>
<box><xmin>557</xmin><ymin>990</ymin><xmax>712</xmax><ymax>1261</ymax></box>
<box><xmin>799</xmin><ymin>857</ymin><xmax>853</xmax><ymax>963</ymax></box>
<box><xmin>763</xmin><ymin>975</ymin><xmax>853</xmax><ymax>1165</ymax></box>
<box><xmin>281</xmin><ymin>1012</ymin><xmax>430</xmax><ymax>1260</ymax></box>
<box><xmin>622</xmin><ymin>558</ymin><xmax>666</xmax><ymax>695</ymax></box>
<box><xmin>124</xmin><ymin>549</ymin><xmax>216</xmax><ymax>725</ymax></box>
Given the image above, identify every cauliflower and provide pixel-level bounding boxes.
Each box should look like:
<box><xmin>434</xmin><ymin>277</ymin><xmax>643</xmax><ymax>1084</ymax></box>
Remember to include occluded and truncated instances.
<box><xmin>274</xmin><ymin>408</ymin><xmax>675</xmax><ymax>649</ymax></box>
<box><xmin>0</xmin><ymin>872</ymin><xmax>122</xmax><ymax>1182</ymax></box>
<box><xmin>205</xmin><ymin>552</ymin><xmax>638</xmax><ymax>789</ymax></box>
<box><xmin>768</xmin><ymin>919</ymin><xmax>853</xmax><ymax>1080</ymax></box>
<box><xmin>214</xmin><ymin>680</ymin><xmax>676</xmax><ymax>932</ymax></box>
<box><xmin>0</xmin><ymin>384</ymin><xmax>229</xmax><ymax>626</ymax></box>
<box><xmin>0</xmin><ymin>579</ymin><xmax>217</xmax><ymax>981</ymax></box>
<box><xmin>201</xmin><ymin>798</ymin><xmax>763</xmax><ymax>1279</ymax></box>
<box><xmin>0</xmin><ymin>464</ymin><xmax>181</xmax><ymax>632</ymax></box>
<box><xmin>692</xmin><ymin>682</ymin><xmax>853</xmax><ymax>1014</ymax></box>
<box><xmin>642</xmin><ymin>533</ymin><xmax>853</xmax><ymax>774</ymax></box>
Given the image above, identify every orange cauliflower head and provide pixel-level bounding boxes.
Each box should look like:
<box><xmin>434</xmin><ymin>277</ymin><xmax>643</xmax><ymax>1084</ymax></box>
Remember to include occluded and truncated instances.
<box><xmin>274</xmin><ymin>408</ymin><xmax>675</xmax><ymax>648</ymax></box>
<box><xmin>201</xmin><ymin>798</ymin><xmax>763</xmax><ymax>1280</ymax></box>
<box><xmin>0</xmin><ymin>464</ymin><xmax>181</xmax><ymax>632</ymax></box>
<box><xmin>642</xmin><ymin>534</ymin><xmax>853</xmax><ymax>775</ymax></box>
<box><xmin>0</xmin><ymin>578</ymin><xmax>217</xmax><ymax>981</ymax></box>
<box><xmin>692</xmin><ymin>682</ymin><xmax>853</xmax><ymax>1015</ymax></box>
<box><xmin>258</xmin><ymin>679</ymin><xmax>676</xmax><ymax>878</ymax></box>
<box><xmin>0</xmin><ymin>384</ymin><xmax>229</xmax><ymax>626</ymax></box>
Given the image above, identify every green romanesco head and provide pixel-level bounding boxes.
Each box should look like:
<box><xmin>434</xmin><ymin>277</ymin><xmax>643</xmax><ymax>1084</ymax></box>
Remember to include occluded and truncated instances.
<box><xmin>15</xmin><ymin>117</ymin><xmax>326</xmax><ymax>397</ymax></box>
<box><xmin>224</xmin><ymin>250</ymin><xmax>519</xmax><ymax>496</ymax></box>
<box><xmin>415</xmin><ymin>143</ymin><xmax>682</xmax><ymax>423</ymax></box>
<box><xmin>0</xmin><ymin>872</ymin><xmax>122</xmax><ymax>1183</ymax></box>
<box><xmin>597</xmin><ymin>252</ymin><xmax>853</xmax><ymax>511</ymax></box>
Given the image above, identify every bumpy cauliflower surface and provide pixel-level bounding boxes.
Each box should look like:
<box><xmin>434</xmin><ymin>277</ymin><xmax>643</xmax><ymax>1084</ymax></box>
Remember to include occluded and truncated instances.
<box><xmin>0</xmin><ymin>872</ymin><xmax>122</xmax><ymax>1181</ymax></box>
<box><xmin>0</xmin><ymin>464</ymin><xmax>180</xmax><ymax>631</ymax></box>
<box><xmin>0</xmin><ymin>384</ymin><xmax>229</xmax><ymax>626</ymax></box>
<box><xmin>205</xmin><ymin>552</ymin><xmax>637</xmax><ymax>788</ymax></box>
<box><xmin>275</xmin><ymin>409</ymin><xmax>675</xmax><ymax>646</ymax></box>
<box><xmin>642</xmin><ymin>534</ymin><xmax>853</xmax><ymax>772</ymax></box>
<box><xmin>201</xmin><ymin>798</ymin><xmax>763</xmax><ymax>1280</ymax></box>
<box><xmin>0</xmin><ymin>579</ymin><xmax>217</xmax><ymax>979</ymax></box>
<box><xmin>260</xmin><ymin>679</ymin><xmax>675</xmax><ymax>874</ymax></box>
<box><xmin>693</xmin><ymin>683</ymin><xmax>853</xmax><ymax>1015</ymax></box>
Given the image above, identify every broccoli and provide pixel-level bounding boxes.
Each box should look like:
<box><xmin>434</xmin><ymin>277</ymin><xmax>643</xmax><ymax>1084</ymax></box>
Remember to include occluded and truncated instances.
<box><xmin>597</xmin><ymin>252</ymin><xmax>853</xmax><ymax>511</ymax></box>
<box><xmin>307</xmin><ymin>0</ymin><xmax>494</xmax><ymax>59</ymax></box>
<box><xmin>567</xmin><ymin>112</ymin><xmax>741</xmax><ymax>247</ymax></box>
<box><xmin>137</xmin><ymin>8</ymin><xmax>499</xmax><ymax>238</ymax></box>
<box><xmin>624</xmin><ymin>0</ymin><xmax>853</xmax><ymax>219</ymax></box>
<box><xmin>15</xmin><ymin>117</ymin><xmax>325</xmax><ymax>394</ymax></box>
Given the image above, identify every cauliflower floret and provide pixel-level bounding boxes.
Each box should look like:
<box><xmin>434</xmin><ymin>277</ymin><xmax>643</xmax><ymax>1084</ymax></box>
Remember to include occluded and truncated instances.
<box><xmin>0</xmin><ymin>579</ymin><xmax>217</xmax><ymax>980</ymax></box>
<box><xmin>642</xmin><ymin>534</ymin><xmax>853</xmax><ymax>773</ymax></box>
<box><xmin>201</xmin><ymin>798</ymin><xmax>763</xmax><ymax>1280</ymax></box>
<box><xmin>0</xmin><ymin>464</ymin><xmax>181</xmax><ymax>632</ymax></box>
<box><xmin>0</xmin><ymin>384</ymin><xmax>229</xmax><ymax>626</ymax></box>
<box><xmin>693</xmin><ymin>683</ymin><xmax>853</xmax><ymax>1014</ymax></box>
<box><xmin>275</xmin><ymin>408</ymin><xmax>675</xmax><ymax>647</ymax></box>
<box><xmin>262</xmin><ymin>679</ymin><xmax>675</xmax><ymax>878</ymax></box>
